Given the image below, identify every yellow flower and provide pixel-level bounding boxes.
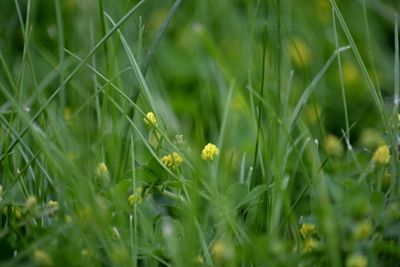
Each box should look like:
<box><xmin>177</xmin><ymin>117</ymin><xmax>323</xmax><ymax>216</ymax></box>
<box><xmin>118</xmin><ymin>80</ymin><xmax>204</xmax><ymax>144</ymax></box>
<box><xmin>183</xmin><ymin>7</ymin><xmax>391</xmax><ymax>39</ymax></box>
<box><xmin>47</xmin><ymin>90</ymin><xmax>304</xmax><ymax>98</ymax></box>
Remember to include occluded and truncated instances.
<box><xmin>95</xmin><ymin>162</ymin><xmax>109</xmax><ymax>177</ymax></box>
<box><xmin>64</xmin><ymin>106</ymin><xmax>73</xmax><ymax>125</ymax></box>
<box><xmin>323</xmin><ymin>134</ymin><xmax>344</xmax><ymax>157</ymax></box>
<box><xmin>95</xmin><ymin>162</ymin><xmax>110</xmax><ymax>188</ymax></box>
<box><xmin>343</xmin><ymin>62</ymin><xmax>360</xmax><ymax>86</ymax></box>
<box><xmin>2</xmin><ymin>206</ymin><xmax>22</xmax><ymax>219</ymax></box>
<box><xmin>47</xmin><ymin>200</ymin><xmax>59</xmax><ymax>209</ymax></box>
<box><xmin>303</xmin><ymin>238</ymin><xmax>318</xmax><ymax>253</ymax></box>
<box><xmin>353</xmin><ymin>221</ymin><xmax>372</xmax><ymax>240</ymax></box>
<box><xmin>25</xmin><ymin>195</ymin><xmax>37</xmax><ymax>210</ymax></box>
<box><xmin>144</xmin><ymin>112</ymin><xmax>158</xmax><ymax>127</ymax></box>
<box><xmin>346</xmin><ymin>254</ymin><xmax>368</xmax><ymax>267</ymax></box>
<box><xmin>300</xmin><ymin>223</ymin><xmax>316</xmax><ymax>238</ymax></box>
<box><xmin>289</xmin><ymin>38</ymin><xmax>311</xmax><ymax>67</ymax></box>
<box><xmin>212</xmin><ymin>240</ymin><xmax>234</xmax><ymax>262</ymax></box>
<box><xmin>201</xmin><ymin>143</ymin><xmax>219</xmax><ymax>161</ymax></box>
<box><xmin>372</xmin><ymin>145</ymin><xmax>391</xmax><ymax>165</ymax></box>
<box><xmin>128</xmin><ymin>188</ymin><xmax>143</xmax><ymax>206</ymax></box>
<box><xmin>33</xmin><ymin>249</ymin><xmax>53</xmax><ymax>266</ymax></box>
<box><xmin>161</xmin><ymin>152</ymin><xmax>183</xmax><ymax>169</ymax></box>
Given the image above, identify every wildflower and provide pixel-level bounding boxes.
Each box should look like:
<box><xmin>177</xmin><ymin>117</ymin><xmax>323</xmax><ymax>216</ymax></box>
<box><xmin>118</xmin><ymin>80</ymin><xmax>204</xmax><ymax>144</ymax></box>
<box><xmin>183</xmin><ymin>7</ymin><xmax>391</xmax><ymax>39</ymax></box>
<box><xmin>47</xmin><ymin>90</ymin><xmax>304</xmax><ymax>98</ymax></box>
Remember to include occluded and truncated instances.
<box><xmin>33</xmin><ymin>249</ymin><xmax>53</xmax><ymax>266</ymax></box>
<box><xmin>94</xmin><ymin>162</ymin><xmax>110</xmax><ymax>188</ymax></box>
<box><xmin>303</xmin><ymin>238</ymin><xmax>318</xmax><ymax>253</ymax></box>
<box><xmin>64</xmin><ymin>106</ymin><xmax>73</xmax><ymax>125</ymax></box>
<box><xmin>47</xmin><ymin>200</ymin><xmax>59</xmax><ymax>216</ymax></box>
<box><xmin>81</xmin><ymin>249</ymin><xmax>91</xmax><ymax>257</ymax></box>
<box><xmin>65</xmin><ymin>214</ymin><xmax>72</xmax><ymax>224</ymax></box>
<box><xmin>144</xmin><ymin>112</ymin><xmax>158</xmax><ymax>127</ymax></box>
<box><xmin>353</xmin><ymin>221</ymin><xmax>372</xmax><ymax>240</ymax></box>
<box><xmin>212</xmin><ymin>240</ymin><xmax>234</xmax><ymax>262</ymax></box>
<box><xmin>201</xmin><ymin>143</ymin><xmax>219</xmax><ymax>161</ymax></box>
<box><xmin>95</xmin><ymin>162</ymin><xmax>109</xmax><ymax>177</ymax></box>
<box><xmin>25</xmin><ymin>195</ymin><xmax>37</xmax><ymax>210</ymax></box>
<box><xmin>343</xmin><ymin>62</ymin><xmax>360</xmax><ymax>86</ymax></box>
<box><xmin>346</xmin><ymin>254</ymin><xmax>368</xmax><ymax>267</ymax></box>
<box><xmin>300</xmin><ymin>223</ymin><xmax>316</xmax><ymax>238</ymax></box>
<box><xmin>360</xmin><ymin>128</ymin><xmax>384</xmax><ymax>149</ymax></box>
<box><xmin>2</xmin><ymin>206</ymin><xmax>22</xmax><ymax>219</ymax></box>
<box><xmin>323</xmin><ymin>134</ymin><xmax>344</xmax><ymax>157</ymax></box>
<box><xmin>372</xmin><ymin>145</ymin><xmax>391</xmax><ymax>165</ymax></box>
<box><xmin>193</xmin><ymin>255</ymin><xmax>204</xmax><ymax>264</ymax></box>
<box><xmin>47</xmin><ymin>200</ymin><xmax>59</xmax><ymax>210</ymax></box>
<box><xmin>161</xmin><ymin>152</ymin><xmax>183</xmax><ymax>169</ymax></box>
<box><xmin>289</xmin><ymin>38</ymin><xmax>311</xmax><ymax>67</ymax></box>
<box><xmin>128</xmin><ymin>188</ymin><xmax>143</xmax><ymax>206</ymax></box>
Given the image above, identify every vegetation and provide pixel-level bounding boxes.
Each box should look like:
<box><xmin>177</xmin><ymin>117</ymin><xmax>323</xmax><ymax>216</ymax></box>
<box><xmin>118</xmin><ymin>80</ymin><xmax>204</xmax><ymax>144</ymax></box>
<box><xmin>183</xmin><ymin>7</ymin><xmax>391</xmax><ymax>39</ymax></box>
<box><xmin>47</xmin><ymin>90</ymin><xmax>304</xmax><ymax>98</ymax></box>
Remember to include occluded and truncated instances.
<box><xmin>0</xmin><ymin>0</ymin><xmax>400</xmax><ymax>266</ymax></box>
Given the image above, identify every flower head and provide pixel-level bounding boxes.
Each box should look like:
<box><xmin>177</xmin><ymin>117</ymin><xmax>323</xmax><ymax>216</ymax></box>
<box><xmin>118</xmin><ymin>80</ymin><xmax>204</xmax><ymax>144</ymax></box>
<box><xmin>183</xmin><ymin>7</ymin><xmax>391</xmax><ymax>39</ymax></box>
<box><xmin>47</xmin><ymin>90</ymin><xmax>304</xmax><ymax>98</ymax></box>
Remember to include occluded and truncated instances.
<box><xmin>300</xmin><ymin>223</ymin><xmax>316</xmax><ymax>238</ymax></box>
<box><xmin>372</xmin><ymin>145</ymin><xmax>391</xmax><ymax>165</ymax></box>
<box><xmin>211</xmin><ymin>240</ymin><xmax>234</xmax><ymax>262</ymax></box>
<box><xmin>47</xmin><ymin>200</ymin><xmax>59</xmax><ymax>213</ymax></box>
<box><xmin>353</xmin><ymin>221</ymin><xmax>372</xmax><ymax>240</ymax></box>
<box><xmin>128</xmin><ymin>188</ymin><xmax>143</xmax><ymax>206</ymax></box>
<box><xmin>94</xmin><ymin>162</ymin><xmax>110</xmax><ymax>188</ymax></box>
<box><xmin>201</xmin><ymin>143</ymin><xmax>219</xmax><ymax>161</ymax></box>
<box><xmin>323</xmin><ymin>134</ymin><xmax>343</xmax><ymax>157</ymax></box>
<box><xmin>144</xmin><ymin>112</ymin><xmax>158</xmax><ymax>127</ymax></box>
<box><xmin>303</xmin><ymin>238</ymin><xmax>318</xmax><ymax>253</ymax></box>
<box><xmin>161</xmin><ymin>152</ymin><xmax>183</xmax><ymax>169</ymax></box>
<box><xmin>25</xmin><ymin>196</ymin><xmax>37</xmax><ymax>210</ymax></box>
<box><xmin>346</xmin><ymin>254</ymin><xmax>368</xmax><ymax>267</ymax></box>
<box><xmin>33</xmin><ymin>249</ymin><xmax>53</xmax><ymax>266</ymax></box>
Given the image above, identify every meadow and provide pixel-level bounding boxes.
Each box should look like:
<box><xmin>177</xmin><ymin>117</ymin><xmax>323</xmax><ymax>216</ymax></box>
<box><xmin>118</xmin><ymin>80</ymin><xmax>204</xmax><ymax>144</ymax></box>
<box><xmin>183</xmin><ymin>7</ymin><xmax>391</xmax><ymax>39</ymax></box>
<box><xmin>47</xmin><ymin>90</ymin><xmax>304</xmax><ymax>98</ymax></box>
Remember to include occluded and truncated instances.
<box><xmin>0</xmin><ymin>0</ymin><xmax>400</xmax><ymax>266</ymax></box>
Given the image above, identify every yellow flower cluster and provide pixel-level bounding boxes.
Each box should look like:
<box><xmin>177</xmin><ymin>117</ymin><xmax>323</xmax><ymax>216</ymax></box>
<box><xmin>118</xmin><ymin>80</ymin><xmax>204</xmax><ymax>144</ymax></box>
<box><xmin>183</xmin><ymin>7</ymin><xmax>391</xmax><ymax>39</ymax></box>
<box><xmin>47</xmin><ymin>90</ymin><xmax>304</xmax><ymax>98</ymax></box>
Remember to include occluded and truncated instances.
<box><xmin>323</xmin><ymin>134</ymin><xmax>344</xmax><ymax>157</ymax></box>
<box><xmin>372</xmin><ymin>145</ymin><xmax>391</xmax><ymax>165</ymax></box>
<box><xmin>300</xmin><ymin>223</ymin><xmax>318</xmax><ymax>253</ymax></box>
<box><xmin>95</xmin><ymin>162</ymin><xmax>110</xmax><ymax>188</ymax></box>
<box><xmin>144</xmin><ymin>112</ymin><xmax>158</xmax><ymax>127</ymax></box>
<box><xmin>300</xmin><ymin>223</ymin><xmax>316</xmax><ymax>238</ymax></box>
<box><xmin>346</xmin><ymin>254</ymin><xmax>368</xmax><ymax>267</ymax></box>
<box><xmin>161</xmin><ymin>152</ymin><xmax>183</xmax><ymax>169</ymax></box>
<box><xmin>95</xmin><ymin>162</ymin><xmax>109</xmax><ymax>177</ymax></box>
<box><xmin>128</xmin><ymin>188</ymin><xmax>143</xmax><ymax>206</ymax></box>
<box><xmin>33</xmin><ymin>249</ymin><xmax>53</xmax><ymax>266</ymax></box>
<box><xmin>353</xmin><ymin>221</ymin><xmax>372</xmax><ymax>240</ymax></box>
<box><xmin>201</xmin><ymin>143</ymin><xmax>219</xmax><ymax>161</ymax></box>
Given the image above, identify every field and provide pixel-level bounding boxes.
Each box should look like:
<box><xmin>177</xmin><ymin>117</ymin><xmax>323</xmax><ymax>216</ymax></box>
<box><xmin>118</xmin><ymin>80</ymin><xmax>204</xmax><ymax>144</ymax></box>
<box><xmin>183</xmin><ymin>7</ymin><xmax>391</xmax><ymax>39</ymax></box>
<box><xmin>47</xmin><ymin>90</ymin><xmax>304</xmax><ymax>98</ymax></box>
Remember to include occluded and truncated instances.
<box><xmin>1</xmin><ymin>0</ymin><xmax>400</xmax><ymax>266</ymax></box>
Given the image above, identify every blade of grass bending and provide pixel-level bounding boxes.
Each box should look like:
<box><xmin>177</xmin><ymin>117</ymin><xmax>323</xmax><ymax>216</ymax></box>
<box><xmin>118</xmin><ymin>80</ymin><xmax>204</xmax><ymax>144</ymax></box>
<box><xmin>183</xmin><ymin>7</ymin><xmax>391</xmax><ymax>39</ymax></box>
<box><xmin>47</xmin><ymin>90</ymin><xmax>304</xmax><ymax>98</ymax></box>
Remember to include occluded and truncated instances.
<box><xmin>55</xmin><ymin>0</ymin><xmax>65</xmax><ymax>110</ymax></box>
<box><xmin>105</xmin><ymin>13</ymin><xmax>160</xmax><ymax>121</ymax></box>
<box><xmin>251</xmin><ymin>23</ymin><xmax>267</xmax><ymax>188</ymax></box>
<box><xmin>329</xmin><ymin>0</ymin><xmax>389</xmax><ymax>127</ymax></box>
<box><xmin>290</xmin><ymin>46</ymin><xmax>351</xmax><ymax>128</ymax></box>
<box><xmin>130</xmin><ymin>0</ymin><xmax>183</xmax><ymax>111</ymax></box>
<box><xmin>0</xmin><ymin>0</ymin><xmax>147</xmax><ymax>163</ymax></box>
<box><xmin>332</xmin><ymin>7</ymin><xmax>350</xmax><ymax>148</ymax></box>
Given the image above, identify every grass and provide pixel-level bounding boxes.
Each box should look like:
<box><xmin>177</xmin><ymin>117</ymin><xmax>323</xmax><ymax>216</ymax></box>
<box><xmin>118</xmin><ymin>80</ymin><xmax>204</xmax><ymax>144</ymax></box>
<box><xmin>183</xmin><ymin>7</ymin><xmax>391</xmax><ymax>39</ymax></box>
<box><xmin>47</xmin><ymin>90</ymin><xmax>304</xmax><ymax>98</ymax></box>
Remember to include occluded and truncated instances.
<box><xmin>0</xmin><ymin>0</ymin><xmax>400</xmax><ymax>266</ymax></box>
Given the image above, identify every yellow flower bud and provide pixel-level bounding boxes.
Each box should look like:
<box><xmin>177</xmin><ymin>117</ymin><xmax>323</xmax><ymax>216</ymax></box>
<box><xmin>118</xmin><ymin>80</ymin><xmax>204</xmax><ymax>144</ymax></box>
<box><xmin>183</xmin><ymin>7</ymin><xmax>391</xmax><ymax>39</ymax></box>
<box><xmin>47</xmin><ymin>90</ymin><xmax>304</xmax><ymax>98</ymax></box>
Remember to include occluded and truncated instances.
<box><xmin>372</xmin><ymin>145</ymin><xmax>391</xmax><ymax>165</ymax></box>
<box><xmin>144</xmin><ymin>112</ymin><xmax>158</xmax><ymax>127</ymax></box>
